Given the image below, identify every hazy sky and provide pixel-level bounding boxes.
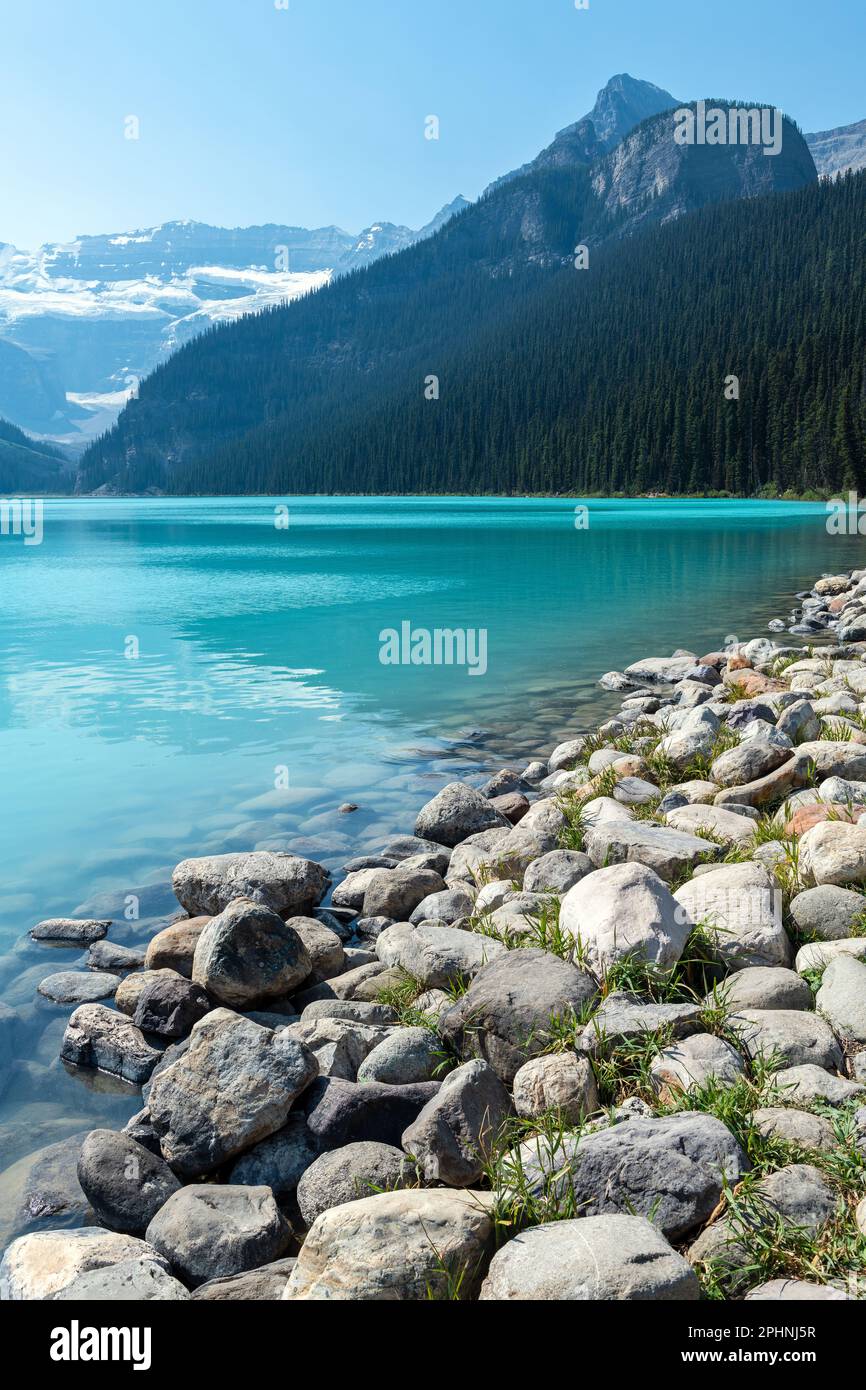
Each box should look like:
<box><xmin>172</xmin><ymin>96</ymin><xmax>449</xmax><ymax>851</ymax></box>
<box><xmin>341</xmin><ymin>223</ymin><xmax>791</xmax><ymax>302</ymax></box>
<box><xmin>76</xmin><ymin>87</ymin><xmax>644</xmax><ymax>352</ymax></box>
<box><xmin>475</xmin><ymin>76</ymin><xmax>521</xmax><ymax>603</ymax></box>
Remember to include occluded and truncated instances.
<box><xmin>3</xmin><ymin>0</ymin><xmax>864</xmax><ymax>248</ymax></box>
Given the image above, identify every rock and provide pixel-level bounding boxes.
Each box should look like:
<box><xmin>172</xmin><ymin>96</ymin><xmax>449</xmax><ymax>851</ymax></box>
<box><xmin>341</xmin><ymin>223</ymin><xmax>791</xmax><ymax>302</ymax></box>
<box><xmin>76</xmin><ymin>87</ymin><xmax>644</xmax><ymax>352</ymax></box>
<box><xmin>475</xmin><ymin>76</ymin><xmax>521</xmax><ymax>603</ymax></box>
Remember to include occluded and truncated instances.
<box><xmin>785</xmin><ymin>803</ymin><xmax>866</xmax><ymax>838</ymax></box>
<box><xmin>512</xmin><ymin>1053</ymin><xmax>599</xmax><ymax>1123</ymax></box>
<box><xmin>674</xmin><ymin>863</ymin><xmax>791</xmax><ymax>972</ymax></box>
<box><xmin>380</xmin><ymin>834</ymin><xmax>450</xmax><ymax>863</ymax></box>
<box><xmin>815</xmin><ymin>955</ymin><xmax>866</xmax><ymax>1042</ymax></box>
<box><xmin>745</xmin><ymin>1279</ymin><xmax>850</xmax><ymax>1301</ymax></box>
<box><xmin>523</xmin><ymin>850</ymin><xmax>593</xmax><ymax>895</ymax></box>
<box><xmin>408</xmin><ymin>885</ymin><xmax>475</xmax><ymax>926</ymax></box>
<box><xmin>296</xmin><ymin>960</ymin><xmax>394</xmax><ymax>1007</ymax></box>
<box><xmin>752</xmin><ymin>1107</ymin><xmax>836</xmax><ymax>1151</ymax></box>
<box><xmin>773</xmin><ymin>1064</ymin><xmax>863</xmax><ymax>1106</ymax></box>
<box><xmin>624</xmin><ymin>656</ymin><xmax>698</xmax><ymax>685</ymax></box>
<box><xmin>711</xmin><ymin>733</ymin><xmax>791</xmax><ymax>788</ymax></box>
<box><xmin>172</xmin><ymin>851</ymin><xmax>328</xmax><ymax>917</ymax></box>
<box><xmin>490</xmin><ymin>792</ymin><xmax>530</xmax><ymax>823</ymax></box>
<box><xmin>799</xmin><ymin>821</ymin><xmax>866</xmax><ymax>887</ymax></box>
<box><xmin>390</xmin><ymin>923</ymin><xmax>507</xmax><ymax>990</ymax></box>
<box><xmin>192</xmin><ymin>898</ymin><xmax>312</xmax><ymax>1007</ymax></box>
<box><xmin>0</xmin><ymin>1228</ymin><xmax>167</xmax><ymax>1301</ymax></box>
<box><xmin>132</xmin><ymin>974</ymin><xmax>210</xmax><ymax>1040</ymax></box>
<box><xmin>288</xmin><ymin>917</ymin><xmax>345</xmax><ymax>980</ymax></box>
<box><xmin>0</xmin><ymin>1133</ymin><xmax>91</xmax><ymax>1239</ymax></box>
<box><xmin>480</xmin><ymin>769</ymin><xmax>532</xmax><ymax>798</ymax></box>
<box><xmin>776</xmin><ymin>700</ymin><xmax>821</xmax><ymax>743</ymax></box>
<box><xmin>666</xmin><ymin>804</ymin><xmax>757</xmax><ymax>846</ymax></box>
<box><xmin>121</xmin><ymin>1109</ymin><xmax>163</xmax><ymax>1156</ymax></box>
<box><xmin>144</xmin><ymin>917</ymin><xmax>209</xmax><ymax>976</ymax></box>
<box><xmin>76</xmin><ymin>1130</ymin><xmax>181</xmax><ymax>1236</ymax></box>
<box><xmin>352</xmin><ymin>915</ymin><xmax>394</xmax><ymax>941</ymax></box>
<box><xmin>650</xmin><ymin>1034</ymin><xmax>745</xmax><ymax>1095</ymax></box>
<box><xmin>789</xmin><ymin>885</ymin><xmax>866</xmax><ymax>941</ymax></box>
<box><xmin>479</xmin><ymin>1214</ymin><xmax>699</xmax><ymax>1301</ymax></box>
<box><xmin>227</xmin><ymin>1113</ymin><xmax>320</xmax><ymax>1195</ymax></box>
<box><xmin>560</xmin><ymin>863</ymin><xmax>691</xmax><ymax>974</ymax></box>
<box><xmin>303</xmin><ymin>1077</ymin><xmax>441</xmax><ymax>1149</ymax></box>
<box><xmin>440</xmin><ymin>949</ymin><xmax>597</xmax><ymax>1083</ymax></box>
<box><xmin>583</xmin><ymin>822</ymin><xmax>717</xmax><ymax>882</ymax></box>
<box><xmin>87</xmin><ymin>940</ymin><xmax>146</xmax><ymax>973</ymax></box>
<box><xmin>401</xmin><ymin>1060</ymin><xmax>512</xmax><ymax>1186</ymax></box>
<box><xmin>115</xmin><ymin>968</ymin><xmax>180</xmax><ymax>1015</ymax></box>
<box><xmin>689</xmin><ymin>1165</ymin><xmax>836</xmax><ymax>1274</ymax></box>
<box><xmin>30</xmin><ymin>918</ymin><xmax>111</xmax><ymax>945</ymax></box>
<box><xmin>285</xmin><ymin>1188</ymin><xmax>495</xmax><ymax>1300</ymax></box>
<box><xmin>731</xmin><ymin>1009</ymin><xmax>842</xmax><ymax>1071</ymax></box>
<box><xmin>414</xmin><ymin>783</ymin><xmax>508</xmax><ymax>848</ymax></box>
<box><xmin>332</xmin><ymin>868</ymin><xmax>382</xmax><ymax>910</ymax></box>
<box><xmin>356</xmin><ymin>1027</ymin><xmax>442</xmax><ymax>1085</ymax></box>
<box><xmin>795</xmin><ymin>740</ymin><xmax>866</xmax><ymax>781</ymax></box>
<box><xmin>446</xmin><ymin>827</ymin><xmax>512</xmax><ymax>883</ymax></box>
<box><xmin>362</xmin><ymin>867</ymin><xmax>448</xmax><ymax>920</ymax></box>
<box><xmin>296</xmin><ymin>1142</ymin><xmax>419</xmax><ymax>1226</ymax></box>
<box><xmin>191</xmin><ymin>1258</ymin><xmax>296</xmax><ymax>1300</ymax></box>
<box><xmin>283</xmin><ymin>1017</ymin><xmax>391</xmax><ymax>1080</ymax></box>
<box><xmin>579</xmin><ymin>993</ymin><xmax>703</xmax><ymax>1055</ymax></box>
<box><xmin>60</xmin><ymin>1004</ymin><xmax>163</xmax><ymax>1084</ymax></box>
<box><xmin>147</xmin><ymin>1009</ymin><xmax>318</xmax><ymax>1176</ymax></box>
<box><xmin>548</xmin><ymin>738</ymin><xmax>589</xmax><ymax>774</ymax></box>
<box><xmin>474</xmin><ymin>879</ymin><xmax>518</xmax><ymax>913</ymax></box>
<box><xmin>795</xmin><ymin>938</ymin><xmax>866</xmax><ymax>973</ymax></box>
<box><xmin>145</xmin><ymin>1185</ymin><xmax>291</xmax><ymax>1287</ymax></box>
<box><xmin>51</xmin><ymin>1256</ymin><xmax>190</xmax><ymax>1301</ymax></box>
<box><xmin>517</xmin><ymin>1112</ymin><xmax>748</xmax><ymax>1240</ymax></box>
<box><xmin>37</xmin><ymin>970</ymin><xmax>120</xmax><ymax>1005</ymax></box>
<box><xmin>714</xmin><ymin>966</ymin><xmax>811</xmax><ymax>1012</ymax></box>
<box><xmin>713</xmin><ymin>758</ymin><xmax>800</xmax><ymax>809</ymax></box>
<box><xmin>299</xmin><ymin>1000</ymin><xmax>398</xmax><ymax>1027</ymax></box>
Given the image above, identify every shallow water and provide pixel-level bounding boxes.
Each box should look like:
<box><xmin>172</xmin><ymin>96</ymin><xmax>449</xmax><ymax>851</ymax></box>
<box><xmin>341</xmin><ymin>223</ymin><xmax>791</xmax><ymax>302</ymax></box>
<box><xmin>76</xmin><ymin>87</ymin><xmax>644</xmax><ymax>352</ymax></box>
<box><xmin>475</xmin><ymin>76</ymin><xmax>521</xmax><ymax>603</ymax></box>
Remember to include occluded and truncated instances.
<box><xmin>0</xmin><ymin>494</ymin><xmax>861</xmax><ymax>1243</ymax></box>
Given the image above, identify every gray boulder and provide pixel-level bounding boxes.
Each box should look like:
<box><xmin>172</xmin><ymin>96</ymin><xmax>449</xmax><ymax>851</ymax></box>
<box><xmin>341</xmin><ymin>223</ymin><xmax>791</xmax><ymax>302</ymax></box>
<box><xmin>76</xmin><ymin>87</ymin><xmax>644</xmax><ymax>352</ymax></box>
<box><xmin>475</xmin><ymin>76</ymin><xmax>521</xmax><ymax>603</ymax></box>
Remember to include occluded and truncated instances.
<box><xmin>60</xmin><ymin>1004</ymin><xmax>162</xmax><ymax>1084</ymax></box>
<box><xmin>711</xmin><ymin>732</ymin><xmax>792</xmax><ymax>787</ymax></box>
<box><xmin>579</xmin><ymin>993</ymin><xmax>703</xmax><ymax>1054</ymax></box>
<box><xmin>583</xmin><ymin>822</ymin><xmax>717</xmax><ymax>882</ymax></box>
<box><xmin>731</xmin><ymin>1009</ymin><xmax>843</xmax><ymax>1071</ymax></box>
<box><xmin>745</xmin><ymin>1279</ymin><xmax>850</xmax><ymax>1301</ymax></box>
<box><xmin>650</xmin><ymin>1034</ymin><xmax>745</xmax><ymax>1094</ymax></box>
<box><xmin>408</xmin><ymin>885</ymin><xmax>475</xmax><ymax>926</ymax></box>
<box><xmin>0</xmin><ymin>1228</ymin><xmax>168</xmax><ymax>1301</ymax></box>
<box><xmin>302</xmin><ymin>1077</ymin><xmax>441</xmax><ymax>1149</ymax></box>
<box><xmin>50</xmin><ymin>1257</ymin><xmax>190</xmax><ymax>1301</ymax></box>
<box><xmin>390</xmin><ymin>923</ymin><xmax>506</xmax><ymax>990</ymax></box>
<box><xmin>480</xmin><ymin>1215</ymin><xmax>699</xmax><ymax>1300</ymax></box>
<box><xmin>401</xmin><ymin>1060</ymin><xmax>512</xmax><ymax>1186</ymax></box>
<box><xmin>414</xmin><ymin>782</ymin><xmax>509</xmax><ymax>848</ymax></box>
<box><xmin>147</xmin><ymin>1009</ymin><xmax>318</xmax><ymax>1175</ymax></box>
<box><xmin>356</xmin><ymin>1027</ymin><xmax>442</xmax><ymax>1085</ymax></box>
<box><xmin>815</xmin><ymin>954</ymin><xmax>866</xmax><ymax>1042</ymax></box>
<box><xmin>439</xmin><ymin>949</ymin><xmax>597</xmax><ymax>1083</ymax></box>
<box><xmin>282</xmin><ymin>1017</ymin><xmax>391</xmax><ymax>1081</ymax></box>
<box><xmin>674</xmin><ymin>862</ymin><xmax>791</xmax><ymax>971</ymax></box>
<box><xmin>227</xmin><ymin>1113</ymin><xmax>321</xmax><ymax>1195</ymax></box>
<box><xmin>192</xmin><ymin>898</ymin><xmax>312</xmax><ymax>1007</ymax></box>
<box><xmin>146</xmin><ymin>1185</ymin><xmax>291</xmax><ymax>1287</ymax></box>
<box><xmin>789</xmin><ymin>885</ymin><xmax>866</xmax><ymax>941</ymax></box>
<box><xmin>31</xmin><ymin>918</ymin><xmax>110</xmax><ymax>945</ymax></box>
<box><xmin>132</xmin><ymin>974</ymin><xmax>210</xmax><ymax>1040</ymax></box>
<box><xmin>172</xmin><ymin>851</ymin><xmax>328</xmax><ymax>916</ymax></box>
<box><xmin>76</xmin><ymin>1130</ymin><xmax>181</xmax><ymax>1236</ymax></box>
<box><xmin>289</xmin><ymin>917</ymin><xmax>345</xmax><ymax>980</ymax></box>
<box><xmin>714</xmin><ymin>966</ymin><xmax>811</xmax><ymax>1012</ymax></box>
<box><xmin>773</xmin><ymin>1063</ymin><xmax>863</xmax><ymax>1106</ymax></box>
<box><xmin>37</xmin><ymin>971</ymin><xmax>120</xmax><ymax>1005</ymax></box>
<box><xmin>560</xmin><ymin>862</ymin><xmax>691</xmax><ymax>974</ymax></box>
<box><xmin>362</xmin><ymin>867</ymin><xmax>448</xmax><ymax>920</ymax></box>
<box><xmin>512</xmin><ymin>1053</ymin><xmax>599</xmax><ymax>1123</ymax></box>
<box><xmin>776</xmin><ymin>700</ymin><xmax>821</xmax><ymax>744</ymax></box>
<box><xmin>87</xmin><ymin>940</ymin><xmax>146</xmax><ymax>973</ymax></box>
<box><xmin>296</xmin><ymin>1142</ymin><xmax>419</xmax><ymax>1226</ymax></box>
<box><xmin>752</xmin><ymin>1107</ymin><xmax>836</xmax><ymax>1151</ymax></box>
<box><xmin>191</xmin><ymin>1258</ymin><xmax>296</xmax><ymax>1300</ymax></box>
<box><xmin>523</xmin><ymin>850</ymin><xmax>593</xmax><ymax>895</ymax></box>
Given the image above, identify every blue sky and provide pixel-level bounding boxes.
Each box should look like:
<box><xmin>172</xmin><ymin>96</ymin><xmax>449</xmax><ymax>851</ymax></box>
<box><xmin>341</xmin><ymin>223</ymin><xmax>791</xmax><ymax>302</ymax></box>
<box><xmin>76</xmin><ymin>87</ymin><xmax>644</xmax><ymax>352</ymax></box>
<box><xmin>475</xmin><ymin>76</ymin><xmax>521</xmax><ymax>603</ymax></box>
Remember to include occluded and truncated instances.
<box><xmin>3</xmin><ymin>0</ymin><xmax>864</xmax><ymax>248</ymax></box>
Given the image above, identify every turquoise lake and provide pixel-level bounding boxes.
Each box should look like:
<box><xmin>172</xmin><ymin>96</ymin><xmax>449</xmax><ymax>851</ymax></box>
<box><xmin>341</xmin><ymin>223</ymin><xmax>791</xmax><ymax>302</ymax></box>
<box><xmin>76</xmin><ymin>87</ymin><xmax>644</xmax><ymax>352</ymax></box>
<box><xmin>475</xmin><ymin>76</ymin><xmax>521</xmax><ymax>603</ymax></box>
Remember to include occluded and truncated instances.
<box><xmin>0</xmin><ymin>494</ymin><xmax>863</xmax><ymax>1239</ymax></box>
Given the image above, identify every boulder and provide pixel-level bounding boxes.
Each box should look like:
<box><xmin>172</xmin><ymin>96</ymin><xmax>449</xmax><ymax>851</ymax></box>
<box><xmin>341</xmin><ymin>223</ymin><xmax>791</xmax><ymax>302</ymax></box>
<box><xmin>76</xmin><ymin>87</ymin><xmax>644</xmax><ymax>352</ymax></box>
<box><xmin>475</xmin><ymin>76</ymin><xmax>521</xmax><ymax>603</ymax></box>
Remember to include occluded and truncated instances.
<box><xmin>776</xmin><ymin>700</ymin><xmax>821</xmax><ymax>744</ymax></box>
<box><xmin>815</xmin><ymin>955</ymin><xmax>866</xmax><ymax>1042</ymax></box>
<box><xmin>30</xmin><ymin>918</ymin><xmax>110</xmax><ymax>945</ymax></box>
<box><xmin>479</xmin><ymin>1215</ymin><xmax>699</xmax><ymax>1301</ymax></box>
<box><xmin>283</xmin><ymin>1017</ymin><xmax>391</xmax><ymax>1081</ymax></box>
<box><xmin>37</xmin><ymin>971</ymin><xmax>120</xmax><ymax>1005</ymax></box>
<box><xmin>356</xmin><ymin>1027</ymin><xmax>442</xmax><ymax>1085</ymax></box>
<box><xmin>794</xmin><ymin>740</ymin><xmax>866</xmax><ymax>781</ymax></box>
<box><xmin>522</xmin><ymin>850</ymin><xmax>593</xmax><ymax>895</ymax></box>
<box><xmin>132</xmin><ymin>974</ymin><xmax>210</xmax><ymax>1040</ymax></box>
<box><xmin>650</xmin><ymin>1034</ymin><xmax>745</xmax><ymax>1095</ymax></box>
<box><xmin>579</xmin><ymin>993</ymin><xmax>703</xmax><ymax>1055</ymax></box>
<box><xmin>712</xmin><ymin>759</ymin><xmax>800</xmax><ymax>809</ymax></box>
<box><xmin>172</xmin><ymin>851</ymin><xmax>328</xmax><ymax>916</ymax></box>
<box><xmin>192</xmin><ymin>898</ymin><xmax>311</xmax><ymax>1007</ymax></box>
<box><xmin>285</xmin><ymin>1189</ymin><xmax>496</xmax><ymax>1300</ymax></box>
<box><xmin>745</xmin><ymin>1279</ymin><xmax>850</xmax><ymax>1301</ymax></box>
<box><xmin>296</xmin><ymin>1142</ymin><xmax>419</xmax><ymax>1226</ymax></box>
<box><xmin>582</xmin><ymin>822</ymin><xmax>717</xmax><ymax>882</ymax></box>
<box><xmin>789</xmin><ymin>886</ymin><xmax>866</xmax><ymax>941</ymax></box>
<box><xmin>389</xmin><ymin>923</ymin><xmax>506</xmax><ymax>990</ymax></box>
<box><xmin>512</xmin><ymin>1053</ymin><xmax>599</xmax><ymax>1124</ymax></box>
<box><xmin>227</xmin><ymin>1112</ymin><xmax>320</xmax><ymax>1195</ymax></box>
<box><xmin>548</xmin><ymin>738</ymin><xmax>589</xmax><ymax>774</ymax></box>
<box><xmin>362</xmin><ymin>867</ymin><xmax>448</xmax><ymax>921</ymax></box>
<box><xmin>414</xmin><ymin>783</ymin><xmax>508</xmax><ymax>848</ymax></box>
<box><xmin>665</xmin><ymin>805</ymin><xmax>757</xmax><ymax>846</ymax></box>
<box><xmin>76</xmin><ymin>1130</ymin><xmax>181</xmax><ymax>1236</ymax></box>
<box><xmin>710</xmin><ymin>733</ymin><xmax>791</xmax><ymax>788</ymax></box>
<box><xmin>303</xmin><ymin>1077</ymin><xmax>441</xmax><ymax>1149</ymax></box>
<box><xmin>191</xmin><ymin>1258</ymin><xmax>296</xmax><ymax>1301</ymax></box>
<box><xmin>731</xmin><ymin>1009</ymin><xmax>842</xmax><ymax>1071</ymax></box>
<box><xmin>439</xmin><ymin>949</ymin><xmax>597</xmax><ymax>1083</ymax></box>
<box><xmin>144</xmin><ymin>916</ymin><xmax>209</xmax><ymax>976</ymax></box>
<box><xmin>146</xmin><ymin>1185</ymin><xmax>291</xmax><ymax>1287</ymax></box>
<box><xmin>147</xmin><ymin>1009</ymin><xmax>318</xmax><ymax>1175</ymax></box>
<box><xmin>773</xmin><ymin>1063</ymin><xmax>862</xmax><ymax>1106</ymax></box>
<box><xmin>689</xmin><ymin>1164</ymin><xmax>836</xmax><ymax>1275</ymax></box>
<box><xmin>560</xmin><ymin>863</ymin><xmax>691</xmax><ymax>974</ymax></box>
<box><xmin>799</xmin><ymin>821</ymin><xmax>866</xmax><ymax>887</ymax></box>
<box><xmin>60</xmin><ymin>1004</ymin><xmax>162</xmax><ymax>1084</ymax></box>
<box><xmin>624</xmin><ymin>656</ymin><xmax>698</xmax><ymax>685</ymax></box>
<box><xmin>516</xmin><ymin>1112</ymin><xmax>748</xmax><ymax>1240</ymax></box>
<box><xmin>289</xmin><ymin>917</ymin><xmax>345</xmax><ymax>980</ymax></box>
<box><xmin>51</xmin><ymin>1257</ymin><xmax>190</xmax><ymax>1301</ymax></box>
<box><xmin>401</xmin><ymin>1060</ymin><xmax>512</xmax><ymax>1186</ymax></box>
<box><xmin>0</xmin><ymin>1228</ymin><xmax>167</xmax><ymax>1301</ymax></box>
<box><xmin>674</xmin><ymin>863</ymin><xmax>791</xmax><ymax>971</ymax></box>
<box><xmin>752</xmin><ymin>1107</ymin><xmax>836</xmax><ymax>1151</ymax></box>
<box><xmin>115</xmin><ymin>968</ymin><xmax>179</xmax><ymax>1016</ymax></box>
<box><xmin>408</xmin><ymin>885</ymin><xmax>475</xmax><ymax>926</ymax></box>
<box><xmin>299</xmin><ymin>1000</ymin><xmax>398</xmax><ymax>1027</ymax></box>
<box><xmin>714</xmin><ymin>966</ymin><xmax>811</xmax><ymax>1012</ymax></box>
<box><xmin>87</xmin><ymin>940</ymin><xmax>146</xmax><ymax>973</ymax></box>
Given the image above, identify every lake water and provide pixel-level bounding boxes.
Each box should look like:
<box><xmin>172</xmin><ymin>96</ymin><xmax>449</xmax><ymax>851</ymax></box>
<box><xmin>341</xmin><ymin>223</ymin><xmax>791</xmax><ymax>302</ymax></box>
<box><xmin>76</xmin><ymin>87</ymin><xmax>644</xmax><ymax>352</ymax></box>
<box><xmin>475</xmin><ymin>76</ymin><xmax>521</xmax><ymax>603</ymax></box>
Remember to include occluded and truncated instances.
<box><xmin>0</xmin><ymin>495</ymin><xmax>861</xmax><ymax>1243</ymax></box>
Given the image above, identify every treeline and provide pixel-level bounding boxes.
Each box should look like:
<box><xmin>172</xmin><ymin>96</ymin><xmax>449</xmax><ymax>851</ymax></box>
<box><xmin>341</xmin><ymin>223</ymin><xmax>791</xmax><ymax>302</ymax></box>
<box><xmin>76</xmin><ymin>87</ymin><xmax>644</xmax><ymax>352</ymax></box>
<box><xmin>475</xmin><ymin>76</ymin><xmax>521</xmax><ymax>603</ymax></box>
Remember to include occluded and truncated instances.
<box><xmin>79</xmin><ymin>170</ymin><xmax>866</xmax><ymax>498</ymax></box>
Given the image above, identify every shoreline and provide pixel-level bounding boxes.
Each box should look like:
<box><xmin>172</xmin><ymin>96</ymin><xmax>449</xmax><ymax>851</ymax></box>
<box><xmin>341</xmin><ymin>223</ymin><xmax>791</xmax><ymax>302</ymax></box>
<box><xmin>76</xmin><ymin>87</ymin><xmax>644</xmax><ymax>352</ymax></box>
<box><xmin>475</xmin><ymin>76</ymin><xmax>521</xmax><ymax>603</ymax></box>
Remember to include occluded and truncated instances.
<box><xmin>2</xmin><ymin>563</ymin><xmax>866</xmax><ymax>1302</ymax></box>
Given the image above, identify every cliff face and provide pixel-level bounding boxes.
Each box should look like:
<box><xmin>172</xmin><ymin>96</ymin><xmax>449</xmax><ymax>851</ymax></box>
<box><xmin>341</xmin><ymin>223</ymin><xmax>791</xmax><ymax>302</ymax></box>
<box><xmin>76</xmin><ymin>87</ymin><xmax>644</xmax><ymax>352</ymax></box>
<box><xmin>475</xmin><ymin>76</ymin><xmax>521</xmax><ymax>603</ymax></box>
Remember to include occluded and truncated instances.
<box><xmin>806</xmin><ymin>118</ymin><xmax>866</xmax><ymax>177</ymax></box>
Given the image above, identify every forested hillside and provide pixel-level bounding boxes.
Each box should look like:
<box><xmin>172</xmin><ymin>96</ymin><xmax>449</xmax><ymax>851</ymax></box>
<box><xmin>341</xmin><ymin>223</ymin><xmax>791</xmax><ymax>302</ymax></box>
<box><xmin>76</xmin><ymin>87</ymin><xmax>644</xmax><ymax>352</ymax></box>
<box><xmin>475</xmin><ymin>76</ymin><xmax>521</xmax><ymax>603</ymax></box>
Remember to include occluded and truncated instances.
<box><xmin>0</xmin><ymin>418</ymin><xmax>68</xmax><ymax>493</ymax></box>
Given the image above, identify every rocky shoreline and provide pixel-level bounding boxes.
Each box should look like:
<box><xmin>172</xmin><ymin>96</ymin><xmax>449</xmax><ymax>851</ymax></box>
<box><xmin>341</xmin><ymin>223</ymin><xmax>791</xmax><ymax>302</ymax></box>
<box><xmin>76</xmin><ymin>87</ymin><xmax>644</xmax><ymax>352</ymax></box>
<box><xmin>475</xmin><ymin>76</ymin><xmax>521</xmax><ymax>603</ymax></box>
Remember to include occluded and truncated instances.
<box><xmin>3</xmin><ymin>567</ymin><xmax>866</xmax><ymax>1302</ymax></box>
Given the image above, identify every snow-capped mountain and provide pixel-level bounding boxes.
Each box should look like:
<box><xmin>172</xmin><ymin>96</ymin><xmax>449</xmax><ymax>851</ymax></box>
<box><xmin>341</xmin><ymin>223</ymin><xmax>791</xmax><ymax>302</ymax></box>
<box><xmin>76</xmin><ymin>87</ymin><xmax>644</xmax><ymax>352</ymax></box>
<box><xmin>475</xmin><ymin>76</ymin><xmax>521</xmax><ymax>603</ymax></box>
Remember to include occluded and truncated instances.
<box><xmin>0</xmin><ymin>202</ymin><xmax>469</xmax><ymax>447</ymax></box>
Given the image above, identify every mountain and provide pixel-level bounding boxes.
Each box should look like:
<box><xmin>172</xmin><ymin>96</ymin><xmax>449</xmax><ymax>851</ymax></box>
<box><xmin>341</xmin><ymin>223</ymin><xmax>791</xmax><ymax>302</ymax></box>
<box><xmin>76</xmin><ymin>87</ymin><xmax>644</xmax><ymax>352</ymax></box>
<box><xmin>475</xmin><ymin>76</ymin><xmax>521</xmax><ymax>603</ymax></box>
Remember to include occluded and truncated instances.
<box><xmin>0</xmin><ymin>416</ymin><xmax>69</xmax><ymax>492</ymax></box>
<box><xmin>488</xmin><ymin>73</ymin><xmax>680</xmax><ymax>190</ymax></box>
<box><xmin>77</xmin><ymin>96</ymin><xmax>822</xmax><ymax>498</ymax></box>
<box><xmin>0</xmin><ymin>201</ymin><xmax>468</xmax><ymax>448</ymax></box>
<box><xmin>806</xmin><ymin>117</ymin><xmax>866</xmax><ymax>177</ymax></box>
